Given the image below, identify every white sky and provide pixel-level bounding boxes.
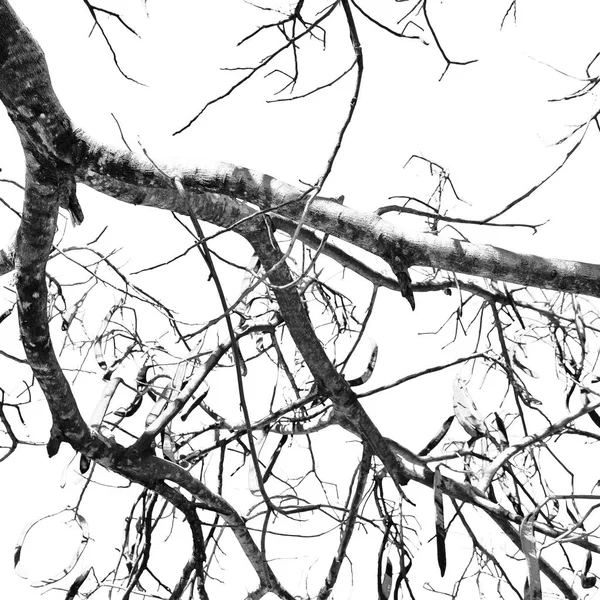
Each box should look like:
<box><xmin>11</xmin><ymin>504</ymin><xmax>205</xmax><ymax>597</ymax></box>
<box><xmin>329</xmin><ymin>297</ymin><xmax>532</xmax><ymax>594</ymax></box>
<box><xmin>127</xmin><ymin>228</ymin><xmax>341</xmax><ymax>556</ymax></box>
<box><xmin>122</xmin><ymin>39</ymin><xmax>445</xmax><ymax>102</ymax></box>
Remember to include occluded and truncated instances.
<box><xmin>2</xmin><ymin>1</ymin><xmax>600</xmax><ymax>598</ymax></box>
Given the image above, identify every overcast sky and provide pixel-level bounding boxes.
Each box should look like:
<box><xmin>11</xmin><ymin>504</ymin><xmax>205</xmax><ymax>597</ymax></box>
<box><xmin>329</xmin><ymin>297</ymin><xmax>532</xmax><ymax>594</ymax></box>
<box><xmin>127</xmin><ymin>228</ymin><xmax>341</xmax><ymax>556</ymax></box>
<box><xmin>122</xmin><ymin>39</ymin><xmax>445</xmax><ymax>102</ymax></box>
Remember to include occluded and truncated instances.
<box><xmin>2</xmin><ymin>1</ymin><xmax>600</xmax><ymax>598</ymax></box>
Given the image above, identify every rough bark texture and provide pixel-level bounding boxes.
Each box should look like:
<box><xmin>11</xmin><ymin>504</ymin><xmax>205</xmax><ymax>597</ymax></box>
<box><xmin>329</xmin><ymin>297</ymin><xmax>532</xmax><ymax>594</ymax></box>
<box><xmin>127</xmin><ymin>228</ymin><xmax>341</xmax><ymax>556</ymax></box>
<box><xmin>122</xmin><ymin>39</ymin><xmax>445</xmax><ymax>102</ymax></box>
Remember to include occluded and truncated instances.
<box><xmin>0</xmin><ymin>1</ymin><xmax>589</xmax><ymax>598</ymax></box>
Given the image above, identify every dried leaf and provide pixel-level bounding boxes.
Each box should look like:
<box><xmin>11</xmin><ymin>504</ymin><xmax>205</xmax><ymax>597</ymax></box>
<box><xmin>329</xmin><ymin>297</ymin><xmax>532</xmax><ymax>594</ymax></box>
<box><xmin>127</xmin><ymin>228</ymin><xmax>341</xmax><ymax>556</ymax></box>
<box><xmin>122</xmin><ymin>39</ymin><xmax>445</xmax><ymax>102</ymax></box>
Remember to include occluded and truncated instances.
<box><xmin>65</xmin><ymin>567</ymin><xmax>92</xmax><ymax>600</ymax></box>
<box><xmin>494</xmin><ymin>412</ymin><xmax>509</xmax><ymax>446</ymax></box>
<box><xmin>418</xmin><ymin>415</ymin><xmax>454</xmax><ymax>456</ymax></box>
<box><xmin>255</xmin><ymin>334</ymin><xmax>265</xmax><ymax>353</ymax></box>
<box><xmin>589</xmin><ymin>410</ymin><xmax>600</xmax><ymax>429</ymax></box>
<box><xmin>434</xmin><ymin>467</ymin><xmax>446</xmax><ymax>577</ymax></box>
<box><xmin>114</xmin><ymin>392</ymin><xmax>143</xmax><ymax>418</ymax></box>
<box><xmin>93</xmin><ymin>336</ymin><xmax>107</xmax><ymax>371</ymax></box>
<box><xmin>136</xmin><ymin>363</ymin><xmax>157</xmax><ymax>402</ymax></box>
<box><xmin>171</xmin><ymin>359</ymin><xmax>188</xmax><ymax>399</ymax></box>
<box><xmin>161</xmin><ymin>430</ymin><xmax>176</xmax><ymax>462</ymax></box>
<box><xmin>381</xmin><ymin>558</ymin><xmax>393</xmax><ymax>600</ymax></box>
<box><xmin>263</xmin><ymin>435</ymin><xmax>287</xmax><ymax>483</ymax></box>
<box><xmin>14</xmin><ymin>509</ymin><xmax>89</xmax><ymax>587</ymax></box>
<box><xmin>90</xmin><ymin>378</ymin><xmax>123</xmax><ymax>432</ymax></box>
<box><xmin>145</xmin><ymin>398</ymin><xmax>167</xmax><ymax>428</ymax></box>
<box><xmin>61</xmin><ymin>305</ymin><xmax>79</xmax><ymax>331</ymax></box>
<box><xmin>584</xmin><ymin>549</ymin><xmax>593</xmax><ymax>576</ymax></box>
<box><xmin>347</xmin><ymin>339</ymin><xmax>379</xmax><ymax>387</ymax></box>
<box><xmin>79</xmin><ymin>455</ymin><xmax>91</xmax><ymax>474</ymax></box>
<box><xmin>546</xmin><ymin>498</ymin><xmax>559</xmax><ymax>521</ymax></box>
<box><xmin>13</xmin><ymin>544</ymin><xmax>21</xmax><ymax>568</ymax></box>
<box><xmin>452</xmin><ymin>377</ymin><xmax>486</xmax><ymax>438</ymax></box>
<box><xmin>582</xmin><ymin>390</ymin><xmax>600</xmax><ymax>429</ymax></box>
<box><xmin>581</xmin><ymin>575</ymin><xmax>597</xmax><ymax>589</ymax></box>
<box><xmin>512</xmin><ymin>350</ymin><xmax>538</xmax><ymax>379</ymax></box>
<box><xmin>520</xmin><ymin>517</ymin><xmax>541</xmax><ymax>599</ymax></box>
<box><xmin>180</xmin><ymin>383</ymin><xmax>210</xmax><ymax>421</ymax></box>
<box><xmin>581</xmin><ymin>550</ymin><xmax>596</xmax><ymax>588</ymax></box>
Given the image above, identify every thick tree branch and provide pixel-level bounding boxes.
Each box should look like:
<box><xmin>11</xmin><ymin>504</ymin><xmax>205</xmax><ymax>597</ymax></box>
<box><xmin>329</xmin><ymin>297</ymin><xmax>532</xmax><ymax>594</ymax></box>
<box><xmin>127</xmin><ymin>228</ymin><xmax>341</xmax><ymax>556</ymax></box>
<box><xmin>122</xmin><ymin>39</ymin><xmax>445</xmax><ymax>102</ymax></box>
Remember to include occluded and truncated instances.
<box><xmin>2</xmin><ymin>0</ymin><xmax>600</xmax><ymax>302</ymax></box>
<box><xmin>240</xmin><ymin>219</ymin><xmax>417</xmax><ymax>491</ymax></box>
<box><xmin>13</xmin><ymin>156</ymin><xmax>295</xmax><ymax>600</ymax></box>
<box><xmin>73</xmin><ymin>143</ymin><xmax>600</xmax><ymax>299</ymax></box>
<box><xmin>15</xmin><ymin>156</ymin><xmax>95</xmax><ymax>456</ymax></box>
<box><xmin>1</xmin><ymin>3</ymin><xmax>599</xmax><ymax>598</ymax></box>
<box><xmin>0</xmin><ymin>0</ymin><xmax>83</xmax><ymax>222</ymax></box>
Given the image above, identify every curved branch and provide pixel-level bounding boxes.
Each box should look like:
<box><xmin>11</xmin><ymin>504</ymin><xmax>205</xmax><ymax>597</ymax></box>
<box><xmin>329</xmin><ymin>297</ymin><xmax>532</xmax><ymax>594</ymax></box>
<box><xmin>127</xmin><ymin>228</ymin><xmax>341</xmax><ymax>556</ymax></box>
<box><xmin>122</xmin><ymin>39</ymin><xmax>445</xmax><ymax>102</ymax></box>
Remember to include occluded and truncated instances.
<box><xmin>15</xmin><ymin>157</ymin><xmax>95</xmax><ymax>456</ymax></box>
<box><xmin>491</xmin><ymin>513</ymin><xmax>577</xmax><ymax>600</ymax></box>
<box><xmin>74</xmin><ymin>143</ymin><xmax>600</xmax><ymax>299</ymax></box>
<box><xmin>3</xmin><ymin>0</ymin><xmax>600</xmax><ymax>303</ymax></box>
<box><xmin>479</xmin><ymin>395</ymin><xmax>600</xmax><ymax>492</ymax></box>
<box><xmin>317</xmin><ymin>446</ymin><xmax>371</xmax><ymax>600</ymax></box>
<box><xmin>1</xmin><ymin>4</ymin><xmax>598</xmax><ymax>597</ymax></box>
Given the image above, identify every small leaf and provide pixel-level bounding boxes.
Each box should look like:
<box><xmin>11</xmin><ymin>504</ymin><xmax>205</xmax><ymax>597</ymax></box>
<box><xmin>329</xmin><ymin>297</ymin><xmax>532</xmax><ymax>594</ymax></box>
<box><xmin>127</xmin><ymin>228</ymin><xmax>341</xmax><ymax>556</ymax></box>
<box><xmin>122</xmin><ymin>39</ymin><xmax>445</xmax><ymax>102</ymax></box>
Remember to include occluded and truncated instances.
<box><xmin>180</xmin><ymin>383</ymin><xmax>210</xmax><ymax>421</ymax></box>
<box><xmin>546</xmin><ymin>498</ymin><xmax>559</xmax><ymax>521</ymax></box>
<box><xmin>136</xmin><ymin>363</ymin><xmax>157</xmax><ymax>401</ymax></box>
<box><xmin>381</xmin><ymin>558</ymin><xmax>393</xmax><ymax>600</ymax></box>
<box><xmin>512</xmin><ymin>351</ymin><xmax>538</xmax><ymax>378</ymax></box>
<box><xmin>255</xmin><ymin>334</ymin><xmax>265</xmax><ymax>353</ymax></box>
<box><xmin>94</xmin><ymin>337</ymin><xmax>107</xmax><ymax>371</ymax></box>
<box><xmin>14</xmin><ymin>509</ymin><xmax>90</xmax><ymax>586</ymax></box>
<box><xmin>65</xmin><ymin>567</ymin><xmax>92</xmax><ymax>600</ymax></box>
<box><xmin>589</xmin><ymin>410</ymin><xmax>600</xmax><ymax>429</ymax></box>
<box><xmin>347</xmin><ymin>340</ymin><xmax>379</xmax><ymax>387</ymax></box>
<box><xmin>520</xmin><ymin>517</ymin><xmax>541</xmax><ymax>599</ymax></box>
<box><xmin>581</xmin><ymin>389</ymin><xmax>591</xmax><ymax>407</ymax></box>
<box><xmin>584</xmin><ymin>549</ymin><xmax>593</xmax><ymax>575</ymax></box>
<box><xmin>13</xmin><ymin>544</ymin><xmax>21</xmax><ymax>568</ymax></box>
<box><xmin>452</xmin><ymin>377</ymin><xmax>486</xmax><ymax>438</ymax></box>
<box><xmin>579</xmin><ymin>390</ymin><xmax>600</xmax><ymax>428</ymax></box>
<box><xmin>418</xmin><ymin>415</ymin><xmax>454</xmax><ymax>456</ymax></box>
<box><xmin>114</xmin><ymin>392</ymin><xmax>143</xmax><ymax>418</ymax></box>
<box><xmin>434</xmin><ymin>467</ymin><xmax>446</xmax><ymax>577</ymax></box>
<box><xmin>61</xmin><ymin>306</ymin><xmax>78</xmax><ymax>331</ymax></box>
<box><xmin>581</xmin><ymin>550</ymin><xmax>596</xmax><ymax>588</ymax></box>
<box><xmin>161</xmin><ymin>430</ymin><xmax>176</xmax><ymax>462</ymax></box>
<box><xmin>263</xmin><ymin>435</ymin><xmax>287</xmax><ymax>483</ymax></box>
<box><xmin>494</xmin><ymin>412</ymin><xmax>509</xmax><ymax>446</ymax></box>
<box><xmin>582</xmin><ymin>575</ymin><xmax>597</xmax><ymax>589</ymax></box>
<box><xmin>79</xmin><ymin>455</ymin><xmax>91</xmax><ymax>474</ymax></box>
<box><xmin>90</xmin><ymin>378</ymin><xmax>123</xmax><ymax>432</ymax></box>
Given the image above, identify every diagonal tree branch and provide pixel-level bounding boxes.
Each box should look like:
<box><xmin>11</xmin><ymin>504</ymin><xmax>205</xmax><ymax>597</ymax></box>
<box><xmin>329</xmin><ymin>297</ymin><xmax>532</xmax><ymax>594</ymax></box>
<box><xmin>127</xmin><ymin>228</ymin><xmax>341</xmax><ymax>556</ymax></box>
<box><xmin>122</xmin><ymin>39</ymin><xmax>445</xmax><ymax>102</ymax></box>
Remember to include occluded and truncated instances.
<box><xmin>491</xmin><ymin>513</ymin><xmax>577</xmax><ymax>600</ymax></box>
<box><xmin>0</xmin><ymin>3</ymin><xmax>597</xmax><ymax>599</ymax></box>
<box><xmin>240</xmin><ymin>218</ymin><xmax>417</xmax><ymax>491</ymax></box>
<box><xmin>2</xmin><ymin>0</ymin><xmax>600</xmax><ymax>301</ymax></box>
<box><xmin>73</xmin><ymin>141</ymin><xmax>600</xmax><ymax>299</ymax></box>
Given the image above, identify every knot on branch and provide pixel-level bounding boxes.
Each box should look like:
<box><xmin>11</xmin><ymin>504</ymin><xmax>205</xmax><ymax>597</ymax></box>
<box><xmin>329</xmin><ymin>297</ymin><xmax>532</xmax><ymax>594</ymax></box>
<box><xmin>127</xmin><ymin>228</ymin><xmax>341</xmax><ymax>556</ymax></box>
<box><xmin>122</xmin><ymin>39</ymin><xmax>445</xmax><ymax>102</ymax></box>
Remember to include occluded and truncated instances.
<box><xmin>387</xmin><ymin>253</ymin><xmax>415</xmax><ymax>310</ymax></box>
